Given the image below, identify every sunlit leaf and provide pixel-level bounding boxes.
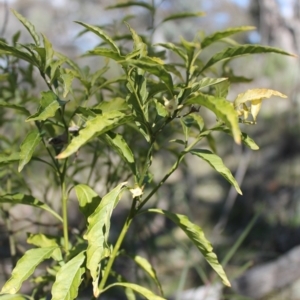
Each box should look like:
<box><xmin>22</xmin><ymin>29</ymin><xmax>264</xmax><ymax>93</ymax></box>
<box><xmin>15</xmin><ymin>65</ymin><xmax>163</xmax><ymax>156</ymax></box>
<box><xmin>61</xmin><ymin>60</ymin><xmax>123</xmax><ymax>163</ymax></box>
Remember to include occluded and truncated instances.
<box><xmin>0</xmin><ymin>194</ymin><xmax>63</xmax><ymax>222</ymax></box>
<box><xmin>42</xmin><ymin>33</ymin><xmax>54</xmax><ymax>71</ymax></box>
<box><xmin>201</xmin><ymin>45</ymin><xmax>295</xmax><ymax>73</ymax></box>
<box><xmin>51</xmin><ymin>251</ymin><xmax>85</xmax><ymax>300</ymax></box>
<box><xmin>102</xmin><ymin>282</ymin><xmax>165</xmax><ymax>300</ymax></box>
<box><xmin>12</xmin><ymin>9</ymin><xmax>40</xmax><ymax>46</ymax></box>
<box><xmin>125</xmin><ymin>22</ymin><xmax>147</xmax><ymax>57</ymax></box>
<box><xmin>61</xmin><ymin>73</ymin><xmax>74</xmax><ymax>98</ymax></box>
<box><xmin>84</xmin><ymin>182</ymin><xmax>127</xmax><ymax>297</ymax></box>
<box><xmin>18</xmin><ymin>129</ymin><xmax>41</xmax><ymax>172</ymax></box>
<box><xmin>26</xmin><ymin>91</ymin><xmax>60</xmax><ymax>122</ymax></box>
<box><xmin>201</xmin><ymin>26</ymin><xmax>256</xmax><ymax>49</ymax></box>
<box><xmin>75</xmin><ymin>21</ymin><xmax>120</xmax><ymax>54</ymax></box>
<box><xmin>185</xmin><ymin>93</ymin><xmax>241</xmax><ymax>144</ymax></box>
<box><xmin>196</xmin><ymin>77</ymin><xmax>228</xmax><ymax>91</ymax></box>
<box><xmin>84</xmin><ymin>48</ymin><xmax>124</xmax><ymax>61</ymax></box>
<box><xmin>94</xmin><ymin>97</ymin><xmax>129</xmax><ymax>112</ymax></box>
<box><xmin>234</xmin><ymin>88</ymin><xmax>287</xmax><ymax>107</ymax></box>
<box><xmin>190</xmin><ymin>149</ymin><xmax>242</xmax><ymax>195</ymax></box>
<box><xmin>74</xmin><ymin>184</ymin><xmax>101</xmax><ymax>219</ymax></box>
<box><xmin>132</xmin><ymin>255</ymin><xmax>163</xmax><ymax>295</ymax></box>
<box><xmin>106</xmin><ymin>1</ymin><xmax>154</xmax><ymax>12</ymax></box>
<box><xmin>161</xmin><ymin>11</ymin><xmax>205</xmax><ymax>23</ymax></box>
<box><xmin>0</xmin><ymin>295</ymin><xmax>30</xmax><ymax>300</ymax></box>
<box><xmin>146</xmin><ymin>209</ymin><xmax>231</xmax><ymax>287</ymax></box>
<box><xmin>0</xmin><ymin>247</ymin><xmax>57</xmax><ymax>294</ymax></box>
<box><xmin>56</xmin><ymin>111</ymin><xmax>133</xmax><ymax>159</ymax></box>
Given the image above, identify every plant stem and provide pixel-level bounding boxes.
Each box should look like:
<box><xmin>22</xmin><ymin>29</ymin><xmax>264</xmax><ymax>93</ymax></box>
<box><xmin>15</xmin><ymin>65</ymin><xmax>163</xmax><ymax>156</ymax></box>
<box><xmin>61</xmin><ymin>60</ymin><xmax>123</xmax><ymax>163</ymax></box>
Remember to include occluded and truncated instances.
<box><xmin>98</xmin><ymin>199</ymin><xmax>137</xmax><ymax>292</ymax></box>
<box><xmin>61</xmin><ymin>180</ymin><xmax>69</xmax><ymax>255</ymax></box>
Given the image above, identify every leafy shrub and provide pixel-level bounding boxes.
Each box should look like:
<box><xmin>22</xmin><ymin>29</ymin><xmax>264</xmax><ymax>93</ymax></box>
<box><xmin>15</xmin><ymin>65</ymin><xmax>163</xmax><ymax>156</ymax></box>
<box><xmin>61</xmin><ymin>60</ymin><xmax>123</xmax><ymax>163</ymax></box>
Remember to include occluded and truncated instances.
<box><xmin>0</xmin><ymin>3</ymin><xmax>293</xmax><ymax>299</ymax></box>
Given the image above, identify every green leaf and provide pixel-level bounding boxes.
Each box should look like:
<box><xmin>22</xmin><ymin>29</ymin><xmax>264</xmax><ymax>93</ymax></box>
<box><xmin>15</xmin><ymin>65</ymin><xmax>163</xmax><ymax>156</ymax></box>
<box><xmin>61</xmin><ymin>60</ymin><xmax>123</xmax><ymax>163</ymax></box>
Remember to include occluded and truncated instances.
<box><xmin>146</xmin><ymin>209</ymin><xmax>231</xmax><ymax>287</ymax></box>
<box><xmin>0</xmin><ymin>247</ymin><xmax>57</xmax><ymax>294</ymax></box>
<box><xmin>0</xmin><ymin>153</ymin><xmax>20</xmax><ymax>166</ymax></box>
<box><xmin>51</xmin><ymin>251</ymin><xmax>86</xmax><ymax>300</ymax></box>
<box><xmin>125</xmin><ymin>22</ymin><xmax>147</xmax><ymax>57</ymax></box>
<box><xmin>74</xmin><ymin>184</ymin><xmax>101</xmax><ymax>219</ymax></box>
<box><xmin>104</xmin><ymin>132</ymin><xmax>137</xmax><ymax>176</ymax></box>
<box><xmin>27</xmin><ymin>233</ymin><xmax>63</xmax><ymax>262</ymax></box>
<box><xmin>220</xmin><ymin>129</ymin><xmax>259</xmax><ymax>150</ymax></box>
<box><xmin>106</xmin><ymin>1</ymin><xmax>154</xmax><ymax>12</ymax></box>
<box><xmin>102</xmin><ymin>282</ymin><xmax>165</xmax><ymax>300</ymax></box>
<box><xmin>12</xmin><ymin>9</ymin><xmax>40</xmax><ymax>46</ymax></box>
<box><xmin>190</xmin><ymin>149</ymin><xmax>242</xmax><ymax>195</ymax></box>
<box><xmin>185</xmin><ymin>93</ymin><xmax>241</xmax><ymax>144</ymax></box>
<box><xmin>0</xmin><ymin>101</ymin><xmax>30</xmax><ymax>115</ymax></box>
<box><xmin>75</xmin><ymin>21</ymin><xmax>120</xmax><ymax>54</ymax></box>
<box><xmin>0</xmin><ymin>295</ymin><xmax>30</xmax><ymax>300</ymax></box>
<box><xmin>201</xmin><ymin>44</ymin><xmax>295</xmax><ymax>73</ymax></box>
<box><xmin>26</xmin><ymin>91</ymin><xmax>60</xmax><ymax>122</ymax></box>
<box><xmin>155</xmin><ymin>42</ymin><xmax>187</xmax><ymax>62</ymax></box>
<box><xmin>161</xmin><ymin>11</ymin><xmax>205</xmax><ymax>23</ymax></box>
<box><xmin>125</xmin><ymin>59</ymin><xmax>173</xmax><ymax>92</ymax></box>
<box><xmin>56</xmin><ymin>111</ymin><xmax>133</xmax><ymax>159</ymax></box>
<box><xmin>214</xmin><ymin>80</ymin><xmax>230</xmax><ymax>98</ymax></box>
<box><xmin>0</xmin><ymin>194</ymin><xmax>63</xmax><ymax>222</ymax></box>
<box><xmin>84</xmin><ymin>182</ymin><xmax>127</xmax><ymax>297</ymax></box>
<box><xmin>18</xmin><ymin>129</ymin><xmax>42</xmax><ymax>172</ymax></box>
<box><xmin>132</xmin><ymin>255</ymin><xmax>163</xmax><ymax>296</ymax></box>
<box><xmin>85</xmin><ymin>48</ymin><xmax>124</xmax><ymax>61</ymax></box>
<box><xmin>201</xmin><ymin>26</ymin><xmax>256</xmax><ymax>49</ymax></box>
<box><xmin>95</xmin><ymin>97</ymin><xmax>129</xmax><ymax>112</ymax></box>
<box><xmin>42</xmin><ymin>33</ymin><xmax>54</xmax><ymax>71</ymax></box>
<box><xmin>196</xmin><ymin>77</ymin><xmax>228</xmax><ymax>91</ymax></box>
<box><xmin>0</xmin><ymin>41</ymin><xmax>36</xmax><ymax>65</ymax></box>
<box><xmin>60</xmin><ymin>73</ymin><xmax>74</xmax><ymax>98</ymax></box>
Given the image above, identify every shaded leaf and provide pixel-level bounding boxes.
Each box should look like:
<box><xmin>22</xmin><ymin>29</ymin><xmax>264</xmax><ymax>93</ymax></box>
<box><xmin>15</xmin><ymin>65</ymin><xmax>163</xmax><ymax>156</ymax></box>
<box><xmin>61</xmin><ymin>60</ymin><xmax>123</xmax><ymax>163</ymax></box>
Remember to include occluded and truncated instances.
<box><xmin>201</xmin><ymin>26</ymin><xmax>256</xmax><ymax>49</ymax></box>
<box><xmin>18</xmin><ymin>129</ymin><xmax>42</xmax><ymax>172</ymax></box>
<box><xmin>95</xmin><ymin>97</ymin><xmax>129</xmax><ymax>112</ymax></box>
<box><xmin>201</xmin><ymin>44</ymin><xmax>295</xmax><ymax>73</ymax></box>
<box><xmin>0</xmin><ymin>101</ymin><xmax>30</xmax><ymax>115</ymax></box>
<box><xmin>125</xmin><ymin>59</ymin><xmax>173</xmax><ymax>92</ymax></box>
<box><xmin>75</xmin><ymin>22</ymin><xmax>120</xmax><ymax>54</ymax></box>
<box><xmin>104</xmin><ymin>132</ymin><xmax>137</xmax><ymax>176</ymax></box>
<box><xmin>185</xmin><ymin>93</ymin><xmax>241</xmax><ymax>144</ymax></box>
<box><xmin>155</xmin><ymin>42</ymin><xmax>187</xmax><ymax>62</ymax></box>
<box><xmin>125</xmin><ymin>22</ymin><xmax>147</xmax><ymax>57</ymax></box>
<box><xmin>196</xmin><ymin>77</ymin><xmax>228</xmax><ymax>91</ymax></box>
<box><xmin>146</xmin><ymin>209</ymin><xmax>230</xmax><ymax>287</ymax></box>
<box><xmin>103</xmin><ymin>282</ymin><xmax>165</xmax><ymax>300</ymax></box>
<box><xmin>74</xmin><ymin>184</ymin><xmax>101</xmax><ymax>219</ymax></box>
<box><xmin>42</xmin><ymin>33</ymin><xmax>54</xmax><ymax>71</ymax></box>
<box><xmin>161</xmin><ymin>12</ymin><xmax>205</xmax><ymax>23</ymax></box>
<box><xmin>51</xmin><ymin>251</ymin><xmax>85</xmax><ymax>300</ymax></box>
<box><xmin>0</xmin><ymin>194</ymin><xmax>63</xmax><ymax>222</ymax></box>
<box><xmin>190</xmin><ymin>149</ymin><xmax>242</xmax><ymax>195</ymax></box>
<box><xmin>0</xmin><ymin>247</ymin><xmax>57</xmax><ymax>294</ymax></box>
<box><xmin>56</xmin><ymin>111</ymin><xmax>133</xmax><ymax>159</ymax></box>
<box><xmin>0</xmin><ymin>153</ymin><xmax>20</xmax><ymax>166</ymax></box>
<box><xmin>84</xmin><ymin>182</ymin><xmax>127</xmax><ymax>297</ymax></box>
<box><xmin>12</xmin><ymin>9</ymin><xmax>40</xmax><ymax>46</ymax></box>
<box><xmin>26</xmin><ymin>91</ymin><xmax>60</xmax><ymax>122</ymax></box>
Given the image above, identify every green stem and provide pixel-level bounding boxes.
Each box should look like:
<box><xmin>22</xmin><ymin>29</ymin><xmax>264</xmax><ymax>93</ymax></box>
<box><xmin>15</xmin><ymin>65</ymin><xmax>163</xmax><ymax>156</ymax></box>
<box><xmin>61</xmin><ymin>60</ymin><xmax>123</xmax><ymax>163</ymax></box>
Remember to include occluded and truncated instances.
<box><xmin>98</xmin><ymin>200</ymin><xmax>137</xmax><ymax>292</ymax></box>
<box><xmin>61</xmin><ymin>180</ymin><xmax>69</xmax><ymax>255</ymax></box>
<box><xmin>137</xmin><ymin>154</ymin><xmax>185</xmax><ymax>211</ymax></box>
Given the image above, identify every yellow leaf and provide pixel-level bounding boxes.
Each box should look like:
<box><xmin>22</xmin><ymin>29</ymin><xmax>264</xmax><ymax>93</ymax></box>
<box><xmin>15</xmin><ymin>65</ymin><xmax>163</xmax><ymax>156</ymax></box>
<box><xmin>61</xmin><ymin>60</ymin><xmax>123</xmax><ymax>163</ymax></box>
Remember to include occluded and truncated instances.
<box><xmin>250</xmin><ymin>99</ymin><xmax>262</xmax><ymax>121</ymax></box>
<box><xmin>234</xmin><ymin>88</ymin><xmax>287</xmax><ymax>108</ymax></box>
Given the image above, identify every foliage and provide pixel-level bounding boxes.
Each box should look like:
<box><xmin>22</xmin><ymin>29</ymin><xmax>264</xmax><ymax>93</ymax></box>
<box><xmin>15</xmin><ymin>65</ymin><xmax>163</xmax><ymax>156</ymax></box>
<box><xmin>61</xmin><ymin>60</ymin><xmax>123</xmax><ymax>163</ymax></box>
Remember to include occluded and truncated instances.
<box><xmin>0</xmin><ymin>2</ymin><xmax>293</xmax><ymax>299</ymax></box>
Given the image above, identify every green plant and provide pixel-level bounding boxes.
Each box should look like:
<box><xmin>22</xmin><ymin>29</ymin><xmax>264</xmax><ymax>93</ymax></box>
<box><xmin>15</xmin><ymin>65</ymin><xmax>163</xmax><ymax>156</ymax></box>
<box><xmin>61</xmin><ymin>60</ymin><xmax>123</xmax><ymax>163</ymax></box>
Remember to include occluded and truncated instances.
<box><xmin>0</xmin><ymin>3</ymin><xmax>293</xmax><ymax>300</ymax></box>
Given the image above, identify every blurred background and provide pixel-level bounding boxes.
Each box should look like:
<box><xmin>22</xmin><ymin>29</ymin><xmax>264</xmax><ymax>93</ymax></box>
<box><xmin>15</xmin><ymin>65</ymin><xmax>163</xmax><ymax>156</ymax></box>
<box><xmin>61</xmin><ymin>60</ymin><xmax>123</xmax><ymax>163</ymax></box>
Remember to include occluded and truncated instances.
<box><xmin>1</xmin><ymin>0</ymin><xmax>300</xmax><ymax>299</ymax></box>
